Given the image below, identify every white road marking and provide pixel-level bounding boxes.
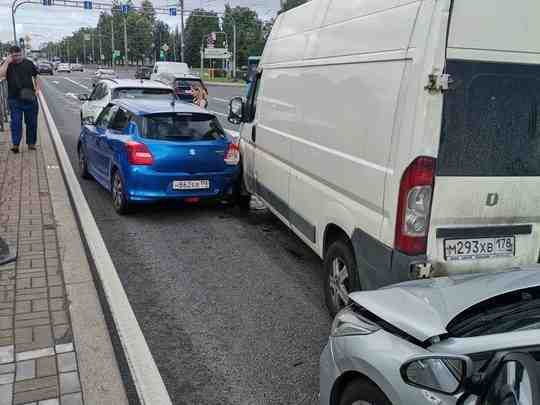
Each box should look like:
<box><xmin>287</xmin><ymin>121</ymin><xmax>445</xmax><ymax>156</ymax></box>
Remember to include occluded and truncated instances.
<box><xmin>212</xmin><ymin>97</ymin><xmax>229</xmax><ymax>103</ymax></box>
<box><xmin>66</xmin><ymin>93</ymin><xmax>79</xmax><ymax>101</ymax></box>
<box><xmin>63</xmin><ymin>77</ymin><xmax>90</xmax><ymax>90</ymax></box>
<box><xmin>208</xmin><ymin>109</ymin><xmax>228</xmax><ymax>118</ymax></box>
<box><xmin>52</xmin><ymin>80</ymin><xmax>59</xmax><ymax>84</ymax></box>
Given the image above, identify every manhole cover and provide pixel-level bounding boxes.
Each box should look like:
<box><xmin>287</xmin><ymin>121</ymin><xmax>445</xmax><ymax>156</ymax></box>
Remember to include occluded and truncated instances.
<box><xmin>0</xmin><ymin>237</ymin><xmax>16</xmax><ymax>266</ymax></box>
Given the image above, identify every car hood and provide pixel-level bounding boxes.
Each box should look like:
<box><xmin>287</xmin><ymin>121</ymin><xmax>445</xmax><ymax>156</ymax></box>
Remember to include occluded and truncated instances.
<box><xmin>349</xmin><ymin>267</ymin><xmax>540</xmax><ymax>342</ymax></box>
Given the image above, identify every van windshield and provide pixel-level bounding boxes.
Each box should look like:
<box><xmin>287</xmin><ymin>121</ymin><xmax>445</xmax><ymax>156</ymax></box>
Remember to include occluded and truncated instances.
<box><xmin>438</xmin><ymin>60</ymin><xmax>540</xmax><ymax>177</ymax></box>
<box><xmin>142</xmin><ymin>113</ymin><xmax>225</xmax><ymax>142</ymax></box>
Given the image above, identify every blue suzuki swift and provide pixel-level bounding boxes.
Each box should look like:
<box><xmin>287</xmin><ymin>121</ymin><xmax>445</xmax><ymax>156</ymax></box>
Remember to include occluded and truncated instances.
<box><xmin>77</xmin><ymin>99</ymin><xmax>241</xmax><ymax>214</ymax></box>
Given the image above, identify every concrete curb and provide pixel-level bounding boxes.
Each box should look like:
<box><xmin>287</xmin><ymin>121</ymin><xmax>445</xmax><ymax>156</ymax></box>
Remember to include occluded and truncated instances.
<box><xmin>38</xmin><ymin>93</ymin><xmax>173</xmax><ymax>405</ymax></box>
<box><xmin>37</xmin><ymin>111</ymin><xmax>129</xmax><ymax>404</ymax></box>
<box><xmin>206</xmin><ymin>81</ymin><xmax>246</xmax><ymax>88</ymax></box>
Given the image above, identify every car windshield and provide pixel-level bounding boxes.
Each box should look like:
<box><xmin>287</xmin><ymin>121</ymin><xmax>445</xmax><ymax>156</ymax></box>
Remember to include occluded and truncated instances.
<box><xmin>112</xmin><ymin>88</ymin><xmax>172</xmax><ymax>100</ymax></box>
<box><xmin>447</xmin><ymin>287</ymin><xmax>540</xmax><ymax>337</ymax></box>
<box><xmin>142</xmin><ymin>113</ymin><xmax>225</xmax><ymax>142</ymax></box>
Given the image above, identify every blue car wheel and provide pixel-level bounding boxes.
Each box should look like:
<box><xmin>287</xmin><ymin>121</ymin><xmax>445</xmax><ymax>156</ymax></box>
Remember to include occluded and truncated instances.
<box><xmin>112</xmin><ymin>170</ymin><xmax>131</xmax><ymax>215</ymax></box>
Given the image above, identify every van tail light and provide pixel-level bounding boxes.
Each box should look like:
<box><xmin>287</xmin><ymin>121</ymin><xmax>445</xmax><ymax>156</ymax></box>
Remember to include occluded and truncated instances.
<box><xmin>224</xmin><ymin>142</ymin><xmax>240</xmax><ymax>166</ymax></box>
<box><xmin>126</xmin><ymin>141</ymin><xmax>154</xmax><ymax>166</ymax></box>
<box><xmin>395</xmin><ymin>157</ymin><xmax>436</xmax><ymax>256</ymax></box>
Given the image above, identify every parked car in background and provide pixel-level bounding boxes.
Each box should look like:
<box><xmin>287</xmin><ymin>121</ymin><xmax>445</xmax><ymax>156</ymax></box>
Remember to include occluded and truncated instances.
<box><xmin>71</xmin><ymin>63</ymin><xmax>84</xmax><ymax>72</ymax></box>
<box><xmin>229</xmin><ymin>0</ymin><xmax>540</xmax><ymax>316</ymax></box>
<box><xmin>135</xmin><ymin>65</ymin><xmax>153</xmax><ymax>80</ymax></box>
<box><xmin>37</xmin><ymin>62</ymin><xmax>54</xmax><ymax>75</ymax></box>
<box><xmin>77</xmin><ymin>99</ymin><xmax>241</xmax><ymax>214</ymax></box>
<box><xmin>320</xmin><ymin>268</ymin><xmax>540</xmax><ymax>405</ymax></box>
<box><xmin>78</xmin><ymin>79</ymin><xmax>174</xmax><ymax>125</ymax></box>
<box><xmin>150</xmin><ymin>61</ymin><xmax>190</xmax><ymax>83</ymax></box>
<box><xmin>56</xmin><ymin>63</ymin><xmax>71</xmax><ymax>73</ymax></box>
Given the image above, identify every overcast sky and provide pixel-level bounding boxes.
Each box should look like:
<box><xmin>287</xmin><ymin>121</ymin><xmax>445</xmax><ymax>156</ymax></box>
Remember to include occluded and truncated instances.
<box><xmin>0</xmin><ymin>0</ymin><xmax>280</xmax><ymax>47</ymax></box>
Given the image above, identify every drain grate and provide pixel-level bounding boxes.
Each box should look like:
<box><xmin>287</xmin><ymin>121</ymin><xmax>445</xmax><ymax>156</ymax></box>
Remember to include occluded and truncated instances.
<box><xmin>0</xmin><ymin>237</ymin><xmax>16</xmax><ymax>266</ymax></box>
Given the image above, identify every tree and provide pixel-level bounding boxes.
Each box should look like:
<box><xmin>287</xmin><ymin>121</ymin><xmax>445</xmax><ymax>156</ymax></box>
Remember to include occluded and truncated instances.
<box><xmin>279</xmin><ymin>0</ymin><xmax>308</xmax><ymax>13</ymax></box>
<box><xmin>223</xmin><ymin>6</ymin><xmax>266</xmax><ymax>68</ymax></box>
<box><xmin>184</xmin><ymin>9</ymin><xmax>220</xmax><ymax>68</ymax></box>
<box><xmin>127</xmin><ymin>12</ymin><xmax>153</xmax><ymax>64</ymax></box>
<box><xmin>153</xmin><ymin>20</ymin><xmax>171</xmax><ymax>62</ymax></box>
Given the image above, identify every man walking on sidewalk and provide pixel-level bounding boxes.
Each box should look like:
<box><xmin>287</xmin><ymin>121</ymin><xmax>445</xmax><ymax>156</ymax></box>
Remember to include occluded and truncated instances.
<box><xmin>0</xmin><ymin>45</ymin><xmax>40</xmax><ymax>153</ymax></box>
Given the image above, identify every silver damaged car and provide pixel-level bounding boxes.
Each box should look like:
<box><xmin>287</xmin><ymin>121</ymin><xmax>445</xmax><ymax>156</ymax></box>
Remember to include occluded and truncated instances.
<box><xmin>320</xmin><ymin>268</ymin><xmax>540</xmax><ymax>405</ymax></box>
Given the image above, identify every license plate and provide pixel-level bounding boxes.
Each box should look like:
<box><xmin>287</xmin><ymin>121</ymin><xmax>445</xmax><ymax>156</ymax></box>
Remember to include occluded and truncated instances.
<box><xmin>444</xmin><ymin>237</ymin><xmax>515</xmax><ymax>261</ymax></box>
<box><xmin>172</xmin><ymin>180</ymin><xmax>210</xmax><ymax>190</ymax></box>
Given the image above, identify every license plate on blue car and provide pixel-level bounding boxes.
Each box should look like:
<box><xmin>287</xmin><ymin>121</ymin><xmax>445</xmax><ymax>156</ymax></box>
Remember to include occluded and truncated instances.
<box><xmin>172</xmin><ymin>180</ymin><xmax>210</xmax><ymax>190</ymax></box>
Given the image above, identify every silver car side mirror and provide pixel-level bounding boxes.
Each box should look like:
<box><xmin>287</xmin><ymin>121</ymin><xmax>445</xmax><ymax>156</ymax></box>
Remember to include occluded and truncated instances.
<box><xmin>401</xmin><ymin>354</ymin><xmax>473</xmax><ymax>396</ymax></box>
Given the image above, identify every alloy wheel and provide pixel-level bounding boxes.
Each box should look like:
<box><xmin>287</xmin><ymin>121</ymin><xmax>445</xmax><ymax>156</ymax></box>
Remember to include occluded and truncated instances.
<box><xmin>329</xmin><ymin>257</ymin><xmax>350</xmax><ymax>310</ymax></box>
<box><xmin>113</xmin><ymin>173</ymin><xmax>124</xmax><ymax>210</ymax></box>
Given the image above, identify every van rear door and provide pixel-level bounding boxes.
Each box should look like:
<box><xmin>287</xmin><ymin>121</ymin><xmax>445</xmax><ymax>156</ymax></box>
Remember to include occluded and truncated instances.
<box><xmin>428</xmin><ymin>59</ymin><xmax>540</xmax><ymax>275</ymax></box>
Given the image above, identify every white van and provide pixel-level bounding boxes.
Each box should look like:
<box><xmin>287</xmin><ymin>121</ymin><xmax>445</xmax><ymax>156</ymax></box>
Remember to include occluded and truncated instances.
<box><xmin>229</xmin><ymin>0</ymin><xmax>540</xmax><ymax>314</ymax></box>
<box><xmin>150</xmin><ymin>62</ymin><xmax>190</xmax><ymax>83</ymax></box>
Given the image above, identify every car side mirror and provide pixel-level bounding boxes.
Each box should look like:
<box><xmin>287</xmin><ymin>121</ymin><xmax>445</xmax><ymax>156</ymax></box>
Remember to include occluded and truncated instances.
<box><xmin>228</xmin><ymin>97</ymin><xmax>245</xmax><ymax>125</ymax></box>
<box><xmin>82</xmin><ymin>116</ymin><xmax>96</xmax><ymax>126</ymax></box>
<box><xmin>401</xmin><ymin>354</ymin><xmax>473</xmax><ymax>396</ymax></box>
<box><xmin>78</xmin><ymin>93</ymin><xmax>89</xmax><ymax>101</ymax></box>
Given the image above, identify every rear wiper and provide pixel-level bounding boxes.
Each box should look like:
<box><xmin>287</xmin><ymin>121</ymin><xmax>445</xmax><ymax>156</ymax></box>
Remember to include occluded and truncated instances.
<box><xmin>450</xmin><ymin>299</ymin><xmax>540</xmax><ymax>337</ymax></box>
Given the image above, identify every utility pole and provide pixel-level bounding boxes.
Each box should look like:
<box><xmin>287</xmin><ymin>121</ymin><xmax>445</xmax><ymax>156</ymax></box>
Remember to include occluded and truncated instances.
<box><xmin>98</xmin><ymin>29</ymin><xmax>103</xmax><ymax>66</ymax></box>
<box><xmin>179</xmin><ymin>0</ymin><xmax>184</xmax><ymax>62</ymax></box>
<box><xmin>233</xmin><ymin>22</ymin><xmax>237</xmax><ymax>79</ymax></box>
<box><xmin>111</xmin><ymin>15</ymin><xmax>115</xmax><ymax>67</ymax></box>
<box><xmin>83</xmin><ymin>30</ymin><xmax>87</xmax><ymax>65</ymax></box>
<box><xmin>91</xmin><ymin>32</ymin><xmax>95</xmax><ymax>65</ymax></box>
<box><xmin>123</xmin><ymin>14</ymin><xmax>128</xmax><ymax>65</ymax></box>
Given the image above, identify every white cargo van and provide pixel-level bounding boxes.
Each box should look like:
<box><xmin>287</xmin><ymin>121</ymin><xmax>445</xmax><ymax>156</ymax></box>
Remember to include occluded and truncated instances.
<box><xmin>229</xmin><ymin>0</ymin><xmax>540</xmax><ymax>314</ymax></box>
<box><xmin>150</xmin><ymin>62</ymin><xmax>190</xmax><ymax>83</ymax></box>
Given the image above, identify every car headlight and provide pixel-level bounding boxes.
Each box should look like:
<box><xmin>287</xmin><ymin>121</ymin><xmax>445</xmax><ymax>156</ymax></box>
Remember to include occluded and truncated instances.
<box><xmin>331</xmin><ymin>306</ymin><xmax>380</xmax><ymax>337</ymax></box>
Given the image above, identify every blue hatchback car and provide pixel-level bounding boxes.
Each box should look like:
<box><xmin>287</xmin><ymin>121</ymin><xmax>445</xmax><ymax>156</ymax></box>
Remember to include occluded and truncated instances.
<box><xmin>77</xmin><ymin>99</ymin><xmax>241</xmax><ymax>214</ymax></box>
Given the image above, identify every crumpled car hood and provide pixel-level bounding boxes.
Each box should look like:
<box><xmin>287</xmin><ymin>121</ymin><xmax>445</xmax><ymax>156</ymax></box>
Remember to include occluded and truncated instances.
<box><xmin>349</xmin><ymin>267</ymin><xmax>540</xmax><ymax>342</ymax></box>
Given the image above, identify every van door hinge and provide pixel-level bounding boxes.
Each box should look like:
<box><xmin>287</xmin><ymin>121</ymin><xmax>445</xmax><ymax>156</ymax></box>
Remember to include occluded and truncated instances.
<box><xmin>425</xmin><ymin>73</ymin><xmax>452</xmax><ymax>94</ymax></box>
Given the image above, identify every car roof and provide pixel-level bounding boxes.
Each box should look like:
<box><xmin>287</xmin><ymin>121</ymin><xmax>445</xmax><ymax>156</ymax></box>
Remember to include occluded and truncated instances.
<box><xmin>349</xmin><ymin>267</ymin><xmax>540</xmax><ymax>341</ymax></box>
<box><xmin>100</xmin><ymin>79</ymin><xmax>172</xmax><ymax>90</ymax></box>
<box><xmin>111</xmin><ymin>98</ymin><xmax>212</xmax><ymax>116</ymax></box>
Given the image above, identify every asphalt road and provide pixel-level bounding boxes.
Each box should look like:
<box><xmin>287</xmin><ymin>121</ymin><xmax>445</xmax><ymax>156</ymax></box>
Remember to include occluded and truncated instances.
<box><xmin>40</xmin><ymin>70</ymin><xmax>331</xmax><ymax>405</ymax></box>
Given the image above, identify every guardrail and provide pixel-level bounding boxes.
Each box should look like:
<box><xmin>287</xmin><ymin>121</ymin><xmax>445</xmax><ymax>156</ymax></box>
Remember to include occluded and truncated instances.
<box><xmin>0</xmin><ymin>80</ymin><xmax>8</xmax><ymax>132</ymax></box>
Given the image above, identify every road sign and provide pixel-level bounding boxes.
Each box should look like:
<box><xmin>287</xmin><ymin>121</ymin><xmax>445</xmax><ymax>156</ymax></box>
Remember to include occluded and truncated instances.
<box><xmin>84</xmin><ymin>34</ymin><xmax>91</xmax><ymax>41</ymax></box>
<box><xmin>42</xmin><ymin>0</ymin><xmax>52</xmax><ymax>5</ymax></box>
<box><xmin>204</xmin><ymin>48</ymin><xmax>231</xmax><ymax>60</ymax></box>
<box><xmin>101</xmin><ymin>54</ymin><xmax>105</xmax><ymax>60</ymax></box>
<box><xmin>161</xmin><ymin>44</ymin><xmax>169</xmax><ymax>52</ymax></box>
<box><xmin>121</xmin><ymin>4</ymin><xmax>129</xmax><ymax>13</ymax></box>
<box><xmin>169</xmin><ymin>7</ymin><xmax>176</xmax><ymax>16</ymax></box>
<box><xmin>83</xmin><ymin>0</ymin><xmax>92</xmax><ymax>9</ymax></box>
<box><xmin>113</xmin><ymin>50</ymin><xmax>121</xmax><ymax>60</ymax></box>
<box><xmin>159</xmin><ymin>50</ymin><xmax>165</xmax><ymax>61</ymax></box>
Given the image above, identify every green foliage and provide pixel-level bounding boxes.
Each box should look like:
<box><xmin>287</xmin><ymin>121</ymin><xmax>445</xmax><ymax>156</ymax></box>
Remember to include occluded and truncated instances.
<box><xmin>222</xmin><ymin>5</ymin><xmax>266</xmax><ymax>68</ymax></box>
<box><xmin>184</xmin><ymin>9</ymin><xmax>220</xmax><ymax>68</ymax></box>
<box><xmin>279</xmin><ymin>0</ymin><xmax>309</xmax><ymax>13</ymax></box>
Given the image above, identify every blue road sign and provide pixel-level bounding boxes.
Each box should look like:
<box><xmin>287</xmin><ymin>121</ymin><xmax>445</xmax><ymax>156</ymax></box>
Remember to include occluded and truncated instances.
<box><xmin>121</xmin><ymin>4</ymin><xmax>129</xmax><ymax>13</ymax></box>
<box><xmin>83</xmin><ymin>1</ymin><xmax>92</xmax><ymax>9</ymax></box>
<box><xmin>42</xmin><ymin>0</ymin><xmax>52</xmax><ymax>5</ymax></box>
<box><xmin>169</xmin><ymin>7</ymin><xmax>177</xmax><ymax>16</ymax></box>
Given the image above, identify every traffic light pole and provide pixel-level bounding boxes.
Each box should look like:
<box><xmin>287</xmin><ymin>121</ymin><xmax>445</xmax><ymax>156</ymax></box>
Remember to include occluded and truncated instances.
<box><xmin>179</xmin><ymin>0</ymin><xmax>185</xmax><ymax>62</ymax></box>
<box><xmin>123</xmin><ymin>14</ymin><xmax>128</xmax><ymax>65</ymax></box>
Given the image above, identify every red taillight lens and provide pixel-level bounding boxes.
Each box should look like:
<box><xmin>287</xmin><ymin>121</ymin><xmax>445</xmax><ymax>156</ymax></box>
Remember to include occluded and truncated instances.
<box><xmin>395</xmin><ymin>157</ymin><xmax>436</xmax><ymax>255</ymax></box>
<box><xmin>224</xmin><ymin>142</ymin><xmax>240</xmax><ymax>165</ymax></box>
<box><xmin>126</xmin><ymin>141</ymin><xmax>154</xmax><ymax>166</ymax></box>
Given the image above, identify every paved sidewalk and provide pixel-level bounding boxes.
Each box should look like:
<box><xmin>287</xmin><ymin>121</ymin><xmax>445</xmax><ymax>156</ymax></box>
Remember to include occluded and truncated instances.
<box><xmin>0</xmin><ymin>115</ymin><xmax>127</xmax><ymax>404</ymax></box>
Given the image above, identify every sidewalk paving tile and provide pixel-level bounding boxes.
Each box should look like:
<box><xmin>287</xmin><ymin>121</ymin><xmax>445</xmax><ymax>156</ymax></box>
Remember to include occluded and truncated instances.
<box><xmin>16</xmin><ymin>359</ymin><xmax>35</xmax><ymax>381</ymax></box>
<box><xmin>59</xmin><ymin>371</ymin><xmax>80</xmax><ymax>395</ymax></box>
<box><xmin>61</xmin><ymin>392</ymin><xmax>83</xmax><ymax>405</ymax></box>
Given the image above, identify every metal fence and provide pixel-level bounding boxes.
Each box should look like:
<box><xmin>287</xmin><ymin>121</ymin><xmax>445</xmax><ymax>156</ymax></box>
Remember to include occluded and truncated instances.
<box><xmin>0</xmin><ymin>79</ymin><xmax>8</xmax><ymax>132</ymax></box>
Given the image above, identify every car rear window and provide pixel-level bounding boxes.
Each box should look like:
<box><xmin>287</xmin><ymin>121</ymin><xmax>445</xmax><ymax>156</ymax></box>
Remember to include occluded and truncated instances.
<box><xmin>175</xmin><ymin>79</ymin><xmax>202</xmax><ymax>88</ymax></box>
<box><xmin>438</xmin><ymin>60</ymin><xmax>540</xmax><ymax>177</ymax></box>
<box><xmin>142</xmin><ymin>113</ymin><xmax>225</xmax><ymax>142</ymax></box>
<box><xmin>112</xmin><ymin>88</ymin><xmax>173</xmax><ymax>100</ymax></box>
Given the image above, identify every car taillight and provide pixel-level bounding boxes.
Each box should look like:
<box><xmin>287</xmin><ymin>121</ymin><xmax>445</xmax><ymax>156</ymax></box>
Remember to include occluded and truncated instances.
<box><xmin>224</xmin><ymin>142</ymin><xmax>240</xmax><ymax>165</ymax></box>
<box><xmin>126</xmin><ymin>141</ymin><xmax>154</xmax><ymax>166</ymax></box>
<box><xmin>395</xmin><ymin>157</ymin><xmax>436</xmax><ymax>256</ymax></box>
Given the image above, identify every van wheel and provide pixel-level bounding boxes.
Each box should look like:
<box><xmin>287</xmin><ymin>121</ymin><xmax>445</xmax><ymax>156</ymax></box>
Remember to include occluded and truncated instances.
<box><xmin>112</xmin><ymin>171</ymin><xmax>131</xmax><ymax>215</ymax></box>
<box><xmin>324</xmin><ymin>239</ymin><xmax>357</xmax><ymax>316</ymax></box>
<box><xmin>339</xmin><ymin>379</ymin><xmax>392</xmax><ymax>405</ymax></box>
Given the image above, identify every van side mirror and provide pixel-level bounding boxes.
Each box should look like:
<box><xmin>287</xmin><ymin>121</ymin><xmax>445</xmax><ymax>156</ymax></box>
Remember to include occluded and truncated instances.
<box><xmin>77</xmin><ymin>93</ymin><xmax>89</xmax><ymax>101</ymax></box>
<box><xmin>82</xmin><ymin>116</ymin><xmax>96</xmax><ymax>126</ymax></box>
<box><xmin>401</xmin><ymin>354</ymin><xmax>472</xmax><ymax>396</ymax></box>
<box><xmin>228</xmin><ymin>97</ymin><xmax>245</xmax><ymax>125</ymax></box>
